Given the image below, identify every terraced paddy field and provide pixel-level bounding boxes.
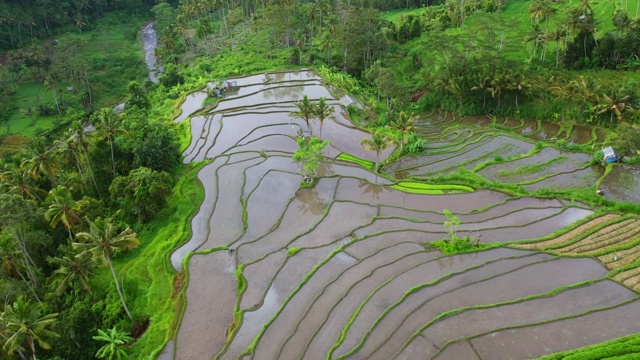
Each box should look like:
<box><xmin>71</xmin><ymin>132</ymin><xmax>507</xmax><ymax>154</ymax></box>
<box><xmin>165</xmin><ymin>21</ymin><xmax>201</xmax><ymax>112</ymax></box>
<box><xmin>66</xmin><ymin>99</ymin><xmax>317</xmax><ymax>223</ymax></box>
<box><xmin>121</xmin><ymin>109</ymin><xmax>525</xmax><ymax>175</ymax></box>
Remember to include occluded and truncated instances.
<box><xmin>161</xmin><ymin>70</ymin><xmax>640</xmax><ymax>360</ymax></box>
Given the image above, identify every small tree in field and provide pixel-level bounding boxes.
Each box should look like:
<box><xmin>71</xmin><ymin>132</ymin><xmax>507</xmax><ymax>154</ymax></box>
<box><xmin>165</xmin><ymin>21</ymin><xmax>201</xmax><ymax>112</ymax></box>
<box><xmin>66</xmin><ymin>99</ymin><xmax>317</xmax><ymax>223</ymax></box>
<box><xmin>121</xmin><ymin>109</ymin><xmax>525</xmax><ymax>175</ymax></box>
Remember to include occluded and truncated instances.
<box><xmin>439</xmin><ymin>209</ymin><xmax>476</xmax><ymax>254</ymax></box>
<box><xmin>293</xmin><ymin>136</ymin><xmax>330</xmax><ymax>185</ymax></box>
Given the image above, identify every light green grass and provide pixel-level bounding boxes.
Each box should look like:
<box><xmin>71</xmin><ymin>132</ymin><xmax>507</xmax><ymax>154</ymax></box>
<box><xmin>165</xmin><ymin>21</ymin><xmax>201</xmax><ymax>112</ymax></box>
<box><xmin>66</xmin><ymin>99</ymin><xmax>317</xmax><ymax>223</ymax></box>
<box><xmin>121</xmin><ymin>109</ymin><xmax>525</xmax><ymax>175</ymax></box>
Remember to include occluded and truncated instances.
<box><xmin>336</xmin><ymin>153</ymin><xmax>375</xmax><ymax>170</ymax></box>
<box><xmin>392</xmin><ymin>181</ymin><xmax>474</xmax><ymax>194</ymax></box>
<box><xmin>538</xmin><ymin>333</ymin><xmax>640</xmax><ymax>359</ymax></box>
<box><xmin>382</xmin><ymin>8</ymin><xmax>427</xmax><ymax>22</ymax></box>
<box><xmin>113</xmin><ymin>162</ymin><xmax>206</xmax><ymax>358</ymax></box>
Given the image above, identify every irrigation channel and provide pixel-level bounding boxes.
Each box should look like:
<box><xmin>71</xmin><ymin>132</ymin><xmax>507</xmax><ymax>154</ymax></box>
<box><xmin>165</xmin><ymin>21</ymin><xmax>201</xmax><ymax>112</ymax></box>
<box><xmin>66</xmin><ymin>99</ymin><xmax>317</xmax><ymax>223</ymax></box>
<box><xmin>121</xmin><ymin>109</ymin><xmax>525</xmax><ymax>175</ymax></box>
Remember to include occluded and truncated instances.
<box><xmin>160</xmin><ymin>69</ymin><xmax>640</xmax><ymax>360</ymax></box>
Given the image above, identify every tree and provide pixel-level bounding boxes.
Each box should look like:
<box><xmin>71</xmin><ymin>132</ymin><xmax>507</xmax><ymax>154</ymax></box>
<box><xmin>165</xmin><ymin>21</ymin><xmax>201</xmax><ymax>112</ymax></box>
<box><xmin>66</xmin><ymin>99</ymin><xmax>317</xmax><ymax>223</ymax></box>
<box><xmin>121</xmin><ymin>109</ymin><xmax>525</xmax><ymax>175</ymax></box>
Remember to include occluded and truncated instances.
<box><xmin>313</xmin><ymin>97</ymin><xmax>333</xmax><ymax>139</ymax></box>
<box><xmin>360</xmin><ymin>131</ymin><xmax>392</xmax><ymax>173</ymax></box>
<box><xmin>125</xmin><ymin>81</ymin><xmax>150</xmax><ymax>110</ymax></box>
<box><xmin>0</xmin><ymin>194</ymin><xmax>44</xmax><ymax>298</ymax></box>
<box><xmin>292</xmin><ymin>136</ymin><xmax>330</xmax><ymax>182</ymax></box>
<box><xmin>93</xmin><ymin>108</ymin><xmax>129</xmax><ymax>177</ymax></box>
<box><xmin>47</xmin><ymin>252</ymin><xmax>94</xmax><ymax>296</ymax></box>
<box><xmin>21</xmin><ymin>137</ymin><xmax>61</xmax><ymax>186</ymax></box>
<box><xmin>386</xmin><ymin>111</ymin><xmax>416</xmax><ymax>155</ymax></box>
<box><xmin>93</xmin><ymin>327</ymin><xmax>133</xmax><ymax>360</ymax></box>
<box><xmin>73</xmin><ymin>219</ymin><xmax>140</xmax><ymax>321</ymax></box>
<box><xmin>44</xmin><ymin>186</ymin><xmax>88</xmax><ymax>242</ymax></box>
<box><xmin>67</xmin><ymin>122</ymin><xmax>102</xmax><ymax>199</ymax></box>
<box><xmin>109</xmin><ymin>167</ymin><xmax>174</xmax><ymax>223</ymax></box>
<box><xmin>1</xmin><ymin>296</ymin><xmax>59</xmax><ymax>360</ymax></box>
<box><xmin>592</xmin><ymin>91</ymin><xmax>632</xmax><ymax>123</ymax></box>
<box><xmin>290</xmin><ymin>95</ymin><xmax>315</xmax><ymax>135</ymax></box>
<box><xmin>132</xmin><ymin>122</ymin><xmax>181</xmax><ymax>173</ymax></box>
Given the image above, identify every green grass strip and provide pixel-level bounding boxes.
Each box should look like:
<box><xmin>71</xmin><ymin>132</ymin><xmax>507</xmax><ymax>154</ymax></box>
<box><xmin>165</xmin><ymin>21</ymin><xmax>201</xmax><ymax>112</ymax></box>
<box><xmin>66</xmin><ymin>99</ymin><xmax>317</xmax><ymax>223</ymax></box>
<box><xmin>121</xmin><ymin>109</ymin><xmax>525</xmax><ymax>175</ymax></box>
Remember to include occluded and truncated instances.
<box><xmin>336</xmin><ymin>153</ymin><xmax>374</xmax><ymax>170</ymax></box>
<box><xmin>391</xmin><ymin>181</ymin><xmax>473</xmax><ymax>194</ymax></box>
<box><xmin>538</xmin><ymin>333</ymin><xmax>640</xmax><ymax>359</ymax></box>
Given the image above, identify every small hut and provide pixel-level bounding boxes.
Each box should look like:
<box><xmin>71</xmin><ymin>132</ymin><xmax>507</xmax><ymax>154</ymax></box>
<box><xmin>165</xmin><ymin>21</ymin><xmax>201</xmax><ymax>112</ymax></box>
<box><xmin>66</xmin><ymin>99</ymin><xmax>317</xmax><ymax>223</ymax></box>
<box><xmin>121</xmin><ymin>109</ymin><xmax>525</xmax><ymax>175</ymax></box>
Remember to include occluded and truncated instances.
<box><xmin>602</xmin><ymin>146</ymin><xmax>620</xmax><ymax>163</ymax></box>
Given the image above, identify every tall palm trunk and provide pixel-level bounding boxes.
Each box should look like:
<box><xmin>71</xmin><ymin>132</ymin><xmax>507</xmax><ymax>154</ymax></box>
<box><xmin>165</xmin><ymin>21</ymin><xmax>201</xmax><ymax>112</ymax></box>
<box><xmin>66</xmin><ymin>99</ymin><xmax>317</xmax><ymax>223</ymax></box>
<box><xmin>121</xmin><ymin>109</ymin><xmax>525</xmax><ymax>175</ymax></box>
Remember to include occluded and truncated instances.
<box><xmin>107</xmin><ymin>256</ymin><xmax>133</xmax><ymax>321</ymax></box>
<box><xmin>109</xmin><ymin>138</ymin><xmax>116</xmax><ymax>177</ymax></box>
<box><xmin>82</xmin><ymin>145</ymin><xmax>102</xmax><ymax>199</ymax></box>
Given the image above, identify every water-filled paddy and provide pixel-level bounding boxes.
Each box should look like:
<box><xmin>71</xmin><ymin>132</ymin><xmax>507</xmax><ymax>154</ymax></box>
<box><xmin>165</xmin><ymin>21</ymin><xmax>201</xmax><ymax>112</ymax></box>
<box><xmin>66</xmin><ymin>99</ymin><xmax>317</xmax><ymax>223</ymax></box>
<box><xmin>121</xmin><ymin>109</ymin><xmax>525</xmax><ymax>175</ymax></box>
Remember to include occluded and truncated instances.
<box><xmin>164</xmin><ymin>70</ymin><xmax>640</xmax><ymax>360</ymax></box>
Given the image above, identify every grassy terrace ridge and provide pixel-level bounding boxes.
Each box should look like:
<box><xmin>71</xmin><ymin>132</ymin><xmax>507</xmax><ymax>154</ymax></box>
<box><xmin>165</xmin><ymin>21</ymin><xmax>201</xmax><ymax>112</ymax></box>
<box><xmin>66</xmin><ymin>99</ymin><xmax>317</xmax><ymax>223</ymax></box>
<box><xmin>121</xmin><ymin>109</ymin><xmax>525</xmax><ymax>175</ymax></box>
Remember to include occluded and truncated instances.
<box><xmin>391</xmin><ymin>181</ymin><xmax>474</xmax><ymax>194</ymax></box>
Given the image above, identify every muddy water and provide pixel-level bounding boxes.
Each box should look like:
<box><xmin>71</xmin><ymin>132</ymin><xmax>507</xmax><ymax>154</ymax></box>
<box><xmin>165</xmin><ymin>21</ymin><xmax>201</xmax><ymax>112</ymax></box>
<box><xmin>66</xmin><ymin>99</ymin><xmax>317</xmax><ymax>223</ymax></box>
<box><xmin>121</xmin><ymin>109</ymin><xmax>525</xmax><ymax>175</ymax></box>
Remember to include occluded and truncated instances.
<box><xmin>141</xmin><ymin>21</ymin><xmax>163</xmax><ymax>83</ymax></box>
<box><xmin>600</xmin><ymin>165</ymin><xmax>640</xmax><ymax>203</ymax></box>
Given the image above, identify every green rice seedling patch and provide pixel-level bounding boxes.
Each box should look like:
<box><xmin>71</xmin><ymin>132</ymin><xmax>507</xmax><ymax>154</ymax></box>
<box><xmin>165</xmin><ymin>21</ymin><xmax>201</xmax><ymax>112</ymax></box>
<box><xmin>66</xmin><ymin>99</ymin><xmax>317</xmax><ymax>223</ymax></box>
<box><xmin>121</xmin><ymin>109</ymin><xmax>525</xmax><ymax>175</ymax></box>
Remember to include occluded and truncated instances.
<box><xmin>538</xmin><ymin>333</ymin><xmax>640</xmax><ymax>360</ymax></box>
<box><xmin>337</xmin><ymin>153</ymin><xmax>374</xmax><ymax>170</ymax></box>
<box><xmin>391</xmin><ymin>181</ymin><xmax>474</xmax><ymax>194</ymax></box>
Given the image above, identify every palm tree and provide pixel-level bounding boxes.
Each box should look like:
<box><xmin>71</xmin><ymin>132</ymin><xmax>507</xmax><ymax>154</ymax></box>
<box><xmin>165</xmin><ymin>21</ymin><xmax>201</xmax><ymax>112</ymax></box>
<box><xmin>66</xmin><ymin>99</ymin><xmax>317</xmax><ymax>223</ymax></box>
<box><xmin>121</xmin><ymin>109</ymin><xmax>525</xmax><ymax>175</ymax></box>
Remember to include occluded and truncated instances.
<box><xmin>93</xmin><ymin>327</ymin><xmax>133</xmax><ymax>360</ymax></box>
<box><xmin>547</xmin><ymin>25</ymin><xmax>568</xmax><ymax>67</ymax></box>
<box><xmin>47</xmin><ymin>253</ymin><xmax>94</xmax><ymax>296</ymax></box>
<box><xmin>55</xmin><ymin>129</ymin><xmax>87</xmax><ymax>188</ymax></box>
<box><xmin>290</xmin><ymin>95</ymin><xmax>315</xmax><ymax>135</ymax></box>
<box><xmin>1</xmin><ymin>296</ymin><xmax>59</xmax><ymax>360</ymax></box>
<box><xmin>360</xmin><ymin>132</ymin><xmax>392</xmax><ymax>173</ymax></box>
<box><xmin>44</xmin><ymin>186</ymin><xmax>88</xmax><ymax>241</ymax></box>
<box><xmin>2</xmin><ymin>160</ymin><xmax>45</xmax><ymax>202</ymax></box>
<box><xmin>524</xmin><ymin>23</ymin><xmax>546</xmax><ymax>61</ymax></box>
<box><xmin>386</xmin><ymin>111</ymin><xmax>416</xmax><ymax>155</ymax></box>
<box><xmin>592</xmin><ymin>92</ymin><xmax>632</xmax><ymax>123</ymax></box>
<box><xmin>93</xmin><ymin>108</ymin><xmax>129</xmax><ymax>177</ymax></box>
<box><xmin>313</xmin><ymin>97</ymin><xmax>333</xmax><ymax>139</ymax></box>
<box><xmin>68</xmin><ymin>122</ymin><xmax>102</xmax><ymax>199</ymax></box>
<box><xmin>73</xmin><ymin>218</ymin><xmax>140</xmax><ymax>321</ymax></box>
<box><xmin>0</xmin><ymin>234</ymin><xmax>40</xmax><ymax>301</ymax></box>
<box><xmin>21</xmin><ymin>137</ymin><xmax>61</xmax><ymax>186</ymax></box>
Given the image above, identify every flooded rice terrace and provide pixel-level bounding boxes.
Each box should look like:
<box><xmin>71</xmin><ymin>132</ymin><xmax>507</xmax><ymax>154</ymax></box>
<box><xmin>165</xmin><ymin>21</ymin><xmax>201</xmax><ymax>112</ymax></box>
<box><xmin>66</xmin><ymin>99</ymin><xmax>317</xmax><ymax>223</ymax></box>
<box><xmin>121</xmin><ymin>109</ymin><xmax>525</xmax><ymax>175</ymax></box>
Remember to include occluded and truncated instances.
<box><xmin>162</xmin><ymin>70</ymin><xmax>640</xmax><ymax>360</ymax></box>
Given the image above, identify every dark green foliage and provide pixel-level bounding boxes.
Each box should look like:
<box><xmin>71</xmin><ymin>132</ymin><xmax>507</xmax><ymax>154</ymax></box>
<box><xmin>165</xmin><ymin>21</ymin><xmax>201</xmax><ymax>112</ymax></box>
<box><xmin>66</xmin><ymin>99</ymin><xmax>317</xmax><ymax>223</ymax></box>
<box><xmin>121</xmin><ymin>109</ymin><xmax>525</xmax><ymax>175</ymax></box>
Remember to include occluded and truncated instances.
<box><xmin>109</xmin><ymin>167</ymin><xmax>174</xmax><ymax>223</ymax></box>
<box><xmin>125</xmin><ymin>81</ymin><xmax>150</xmax><ymax>110</ymax></box>
<box><xmin>160</xmin><ymin>63</ymin><xmax>184</xmax><ymax>88</ymax></box>
<box><xmin>132</xmin><ymin>122</ymin><xmax>181</xmax><ymax>173</ymax></box>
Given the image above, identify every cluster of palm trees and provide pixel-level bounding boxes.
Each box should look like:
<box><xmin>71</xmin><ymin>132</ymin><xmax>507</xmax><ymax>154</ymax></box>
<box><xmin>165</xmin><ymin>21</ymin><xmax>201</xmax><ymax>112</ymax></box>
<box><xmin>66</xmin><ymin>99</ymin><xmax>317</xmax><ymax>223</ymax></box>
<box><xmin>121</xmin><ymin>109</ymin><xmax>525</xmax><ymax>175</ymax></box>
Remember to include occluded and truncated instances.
<box><xmin>1</xmin><ymin>109</ymin><xmax>127</xmax><ymax>202</ymax></box>
<box><xmin>0</xmin><ymin>109</ymin><xmax>140</xmax><ymax>358</ymax></box>
<box><xmin>289</xmin><ymin>95</ymin><xmax>334</xmax><ymax>138</ymax></box>
<box><xmin>360</xmin><ymin>111</ymin><xmax>419</xmax><ymax>173</ymax></box>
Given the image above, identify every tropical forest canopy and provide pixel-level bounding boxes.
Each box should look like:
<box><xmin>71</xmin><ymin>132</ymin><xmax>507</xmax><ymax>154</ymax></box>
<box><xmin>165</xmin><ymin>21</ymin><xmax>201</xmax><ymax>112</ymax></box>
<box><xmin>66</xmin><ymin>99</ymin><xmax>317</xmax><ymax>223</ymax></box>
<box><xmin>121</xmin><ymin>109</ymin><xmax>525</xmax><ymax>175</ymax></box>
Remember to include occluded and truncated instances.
<box><xmin>0</xmin><ymin>0</ymin><xmax>640</xmax><ymax>358</ymax></box>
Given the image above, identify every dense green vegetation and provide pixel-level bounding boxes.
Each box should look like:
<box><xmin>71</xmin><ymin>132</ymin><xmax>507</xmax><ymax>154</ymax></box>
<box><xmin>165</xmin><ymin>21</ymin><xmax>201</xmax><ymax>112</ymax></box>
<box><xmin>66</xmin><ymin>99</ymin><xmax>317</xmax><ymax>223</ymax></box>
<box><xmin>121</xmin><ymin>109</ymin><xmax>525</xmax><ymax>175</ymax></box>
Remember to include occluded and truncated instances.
<box><xmin>1</xmin><ymin>0</ymin><xmax>640</xmax><ymax>358</ymax></box>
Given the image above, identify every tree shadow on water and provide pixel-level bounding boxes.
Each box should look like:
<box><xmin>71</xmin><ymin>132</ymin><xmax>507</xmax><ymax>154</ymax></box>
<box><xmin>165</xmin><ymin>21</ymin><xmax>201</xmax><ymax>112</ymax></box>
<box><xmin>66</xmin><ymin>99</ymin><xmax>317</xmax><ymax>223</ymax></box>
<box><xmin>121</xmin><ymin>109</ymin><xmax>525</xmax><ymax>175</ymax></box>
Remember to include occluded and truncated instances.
<box><xmin>296</xmin><ymin>187</ymin><xmax>327</xmax><ymax>216</ymax></box>
<box><xmin>358</xmin><ymin>179</ymin><xmax>389</xmax><ymax>200</ymax></box>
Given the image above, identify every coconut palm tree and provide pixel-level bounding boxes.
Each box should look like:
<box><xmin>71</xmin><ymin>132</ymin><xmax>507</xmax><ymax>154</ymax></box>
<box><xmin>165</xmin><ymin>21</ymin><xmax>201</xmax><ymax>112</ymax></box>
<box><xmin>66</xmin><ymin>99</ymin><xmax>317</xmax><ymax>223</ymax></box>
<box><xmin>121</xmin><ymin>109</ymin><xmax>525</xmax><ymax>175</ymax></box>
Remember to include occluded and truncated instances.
<box><xmin>44</xmin><ymin>186</ymin><xmax>88</xmax><ymax>242</ymax></box>
<box><xmin>290</xmin><ymin>95</ymin><xmax>315</xmax><ymax>135</ymax></box>
<box><xmin>2</xmin><ymin>159</ymin><xmax>45</xmax><ymax>202</ymax></box>
<box><xmin>73</xmin><ymin>218</ymin><xmax>139</xmax><ymax>321</ymax></box>
<box><xmin>1</xmin><ymin>296</ymin><xmax>59</xmax><ymax>360</ymax></box>
<box><xmin>592</xmin><ymin>92</ymin><xmax>632</xmax><ymax>123</ymax></box>
<box><xmin>47</xmin><ymin>252</ymin><xmax>94</xmax><ymax>296</ymax></box>
<box><xmin>93</xmin><ymin>327</ymin><xmax>133</xmax><ymax>360</ymax></box>
<box><xmin>313</xmin><ymin>97</ymin><xmax>333</xmax><ymax>139</ymax></box>
<box><xmin>360</xmin><ymin>132</ymin><xmax>392</xmax><ymax>173</ymax></box>
<box><xmin>21</xmin><ymin>137</ymin><xmax>61</xmax><ymax>186</ymax></box>
<box><xmin>386</xmin><ymin>111</ymin><xmax>416</xmax><ymax>155</ymax></box>
<box><xmin>93</xmin><ymin>108</ymin><xmax>129</xmax><ymax>177</ymax></box>
<box><xmin>68</xmin><ymin>122</ymin><xmax>102</xmax><ymax>199</ymax></box>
